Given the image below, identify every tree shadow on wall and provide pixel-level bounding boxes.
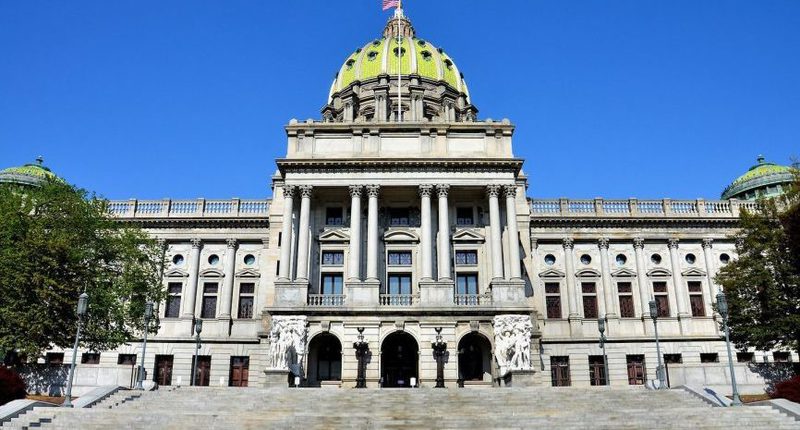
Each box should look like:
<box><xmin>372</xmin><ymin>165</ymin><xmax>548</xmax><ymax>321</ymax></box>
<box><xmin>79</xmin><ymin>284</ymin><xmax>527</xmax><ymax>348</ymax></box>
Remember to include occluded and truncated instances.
<box><xmin>18</xmin><ymin>364</ymin><xmax>68</xmax><ymax>396</ymax></box>
<box><xmin>748</xmin><ymin>363</ymin><xmax>797</xmax><ymax>393</ymax></box>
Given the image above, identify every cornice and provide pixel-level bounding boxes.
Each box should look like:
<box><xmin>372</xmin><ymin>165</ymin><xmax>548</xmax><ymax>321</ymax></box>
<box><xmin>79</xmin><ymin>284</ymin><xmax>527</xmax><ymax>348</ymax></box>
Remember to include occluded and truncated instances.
<box><xmin>114</xmin><ymin>218</ymin><xmax>269</xmax><ymax>229</ymax></box>
<box><xmin>529</xmin><ymin>218</ymin><xmax>739</xmax><ymax>229</ymax></box>
<box><xmin>276</xmin><ymin>158</ymin><xmax>523</xmax><ymax>175</ymax></box>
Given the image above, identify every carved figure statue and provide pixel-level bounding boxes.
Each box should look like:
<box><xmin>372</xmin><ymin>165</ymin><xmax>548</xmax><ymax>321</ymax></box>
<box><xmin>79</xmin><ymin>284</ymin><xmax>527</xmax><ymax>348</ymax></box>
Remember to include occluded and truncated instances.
<box><xmin>493</xmin><ymin>315</ymin><xmax>533</xmax><ymax>376</ymax></box>
<box><xmin>267</xmin><ymin>315</ymin><xmax>308</xmax><ymax>373</ymax></box>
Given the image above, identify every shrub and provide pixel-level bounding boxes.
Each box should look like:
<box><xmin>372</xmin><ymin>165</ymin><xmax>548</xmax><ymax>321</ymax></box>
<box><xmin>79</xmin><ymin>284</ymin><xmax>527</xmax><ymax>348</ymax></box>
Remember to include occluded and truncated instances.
<box><xmin>770</xmin><ymin>375</ymin><xmax>800</xmax><ymax>403</ymax></box>
<box><xmin>0</xmin><ymin>366</ymin><xmax>27</xmax><ymax>405</ymax></box>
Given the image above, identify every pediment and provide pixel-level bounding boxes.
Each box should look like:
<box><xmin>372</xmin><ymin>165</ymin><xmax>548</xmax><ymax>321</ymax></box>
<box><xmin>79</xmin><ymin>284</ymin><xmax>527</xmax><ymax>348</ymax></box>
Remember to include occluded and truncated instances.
<box><xmin>452</xmin><ymin>228</ymin><xmax>485</xmax><ymax>243</ymax></box>
<box><xmin>383</xmin><ymin>229</ymin><xmax>419</xmax><ymax>243</ymax></box>
<box><xmin>575</xmin><ymin>268</ymin><xmax>601</xmax><ymax>278</ymax></box>
<box><xmin>199</xmin><ymin>268</ymin><xmax>225</xmax><ymax>278</ymax></box>
<box><xmin>164</xmin><ymin>268</ymin><xmax>189</xmax><ymax>278</ymax></box>
<box><xmin>611</xmin><ymin>268</ymin><xmax>638</xmax><ymax>278</ymax></box>
<box><xmin>235</xmin><ymin>268</ymin><xmax>261</xmax><ymax>278</ymax></box>
<box><xmin>681</xmin><ymin>267</ymin><xmax>707</xmax><ymax>277</ymax></box>
<box><xmin>538</xmin><ymin>268</ymin><xmax>566</xmax><ymax>279</ymax></box>
<box><xmin>646</xmin><ymin>268</ymin><xmax>672</xmax><ymax>277</ymax></box>
<box><xmin>318</xmin><ymin>229</ymin><xmax>350</xmax><ymax>243</ymax></box>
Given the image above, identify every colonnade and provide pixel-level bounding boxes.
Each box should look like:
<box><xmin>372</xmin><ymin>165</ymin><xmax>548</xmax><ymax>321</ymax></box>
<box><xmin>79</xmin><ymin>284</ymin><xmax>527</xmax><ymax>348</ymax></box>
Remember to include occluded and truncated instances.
<box><xmin>180</xmin><ymin>238</ymin><xmax>239</xmax><ymax>319</ymax></box>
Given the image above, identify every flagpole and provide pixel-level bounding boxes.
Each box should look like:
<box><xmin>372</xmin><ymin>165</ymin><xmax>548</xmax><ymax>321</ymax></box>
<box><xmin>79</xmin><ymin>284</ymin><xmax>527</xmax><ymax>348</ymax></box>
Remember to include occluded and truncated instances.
<box><xmin>397</xmin><ymin>1</ymin><xmax>401</xmax><ymax>122</ymax></box>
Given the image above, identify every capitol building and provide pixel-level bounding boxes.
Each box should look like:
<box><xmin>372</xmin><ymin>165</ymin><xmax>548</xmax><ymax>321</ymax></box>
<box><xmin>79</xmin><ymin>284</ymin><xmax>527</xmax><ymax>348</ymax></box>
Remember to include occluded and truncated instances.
<box><xmin>6</xmin><ymin>9</ymin><xmax>797</xmax><ymax>393</ymax></box>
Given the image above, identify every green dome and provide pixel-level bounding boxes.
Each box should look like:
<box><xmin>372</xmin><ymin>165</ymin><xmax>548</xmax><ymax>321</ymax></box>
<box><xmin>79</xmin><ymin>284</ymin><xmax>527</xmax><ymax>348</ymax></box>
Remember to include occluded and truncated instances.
<box><xmin>0</xmin><ymin>157</ymin><xmax>60</xmax><ymax>186</ymax></box>
<box><xmin>721</xmin><ymin>155</ymin><xmax>796</xmax><ymax>200</ymax></box>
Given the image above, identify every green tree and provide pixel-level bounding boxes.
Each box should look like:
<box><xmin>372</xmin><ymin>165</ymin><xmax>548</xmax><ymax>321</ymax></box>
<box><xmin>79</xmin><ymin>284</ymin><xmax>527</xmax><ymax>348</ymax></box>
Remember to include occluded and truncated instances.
<box><xmin>716</xmin><ymin>174</ymin><xmax>800</xmax><ymax>357</ymax></box>
<box><xmin>0</xmin><ymin>179</ymin><xmax>166</xmax><ymax>360</ymax></box>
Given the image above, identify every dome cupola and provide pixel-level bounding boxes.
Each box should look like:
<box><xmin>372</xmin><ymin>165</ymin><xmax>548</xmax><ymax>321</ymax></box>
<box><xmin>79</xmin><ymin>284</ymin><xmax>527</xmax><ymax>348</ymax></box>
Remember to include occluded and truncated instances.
<box><xmin>721</xmin><ymin>155</ymin><xmax>796</xmax><ymax>200</ymax></box>
<box><xmin>0</xmin><ymin>156</ymin><xmax>60</xmax><ymax>187</ymax></box>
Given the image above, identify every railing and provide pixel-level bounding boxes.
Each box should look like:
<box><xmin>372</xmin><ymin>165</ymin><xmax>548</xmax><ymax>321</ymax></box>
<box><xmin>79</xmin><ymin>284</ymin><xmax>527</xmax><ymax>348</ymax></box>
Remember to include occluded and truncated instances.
<box><xmin>379</xmin><ymin>294</ymin><xmax>414</xmax><ymax>306</ymax></box>
<box><xmin>107</xmin><ymin>198</ymin><xmax>269</xmax><ymax>218</ymax></box>
<box><xmin>307</xmin><ymin>294</ymin><xmax>345</xmax><ymax>307</ymax></box>
<box><xmin>454</xmin><ymin>293</ymin><xmax>491</xmax><ymax>306</ymax></box>
<box><xmin>530</xmin><ymin>198</ymin><xmax>759</xmax><ymax>219</ymax></box>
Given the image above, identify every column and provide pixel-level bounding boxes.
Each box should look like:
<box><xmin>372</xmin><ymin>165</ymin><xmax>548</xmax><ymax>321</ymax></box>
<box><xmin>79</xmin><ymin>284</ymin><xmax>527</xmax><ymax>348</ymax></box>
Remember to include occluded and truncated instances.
<box><xmin>563</xmin><ymin>237</ymin><xmax>579</xmax><ymax>318</ymax></box>
<box><xmin>219</xmin><ymin>239</ymin><xmax>237</xmax><ymax>319</ymax></box>
<box><xmin>668</xmin><ymin>238</ymin><xmax>689</xmax><ymax>318</ymax></box>
<box><xmin>486</xmin><ymin>185</ymin><xmax>504</xmax><ymax>280</ymax></box>
<box><xmin>365</xmin><ymin>185</ymin><xmax>380</xmax><ymax>281</ymax></box>
<box><xmin>701</xmin><ymin>238</ymin><xmax>718</xmax><ymax>302</ymax></box>
<box><xmin>278</xmin><ymin>186</ymin><xmax>296</xmax><ymax>280</ymax></box>
<box><xmin>348</xmin><ymin>185</ymin><xmax>363</xmax><ymax>282</ymax></box>
<box><xmin>598</xmin><ymin>238</ymin><xmax>616</xmax><ymax>318</ymax></box>
<box><xmin>436</xmin><ymin>184</ymin><xmax>452</xmax><ymax>281</ymax></box>
<box><xmin>633</xmin><ymin>238</ymin><xmax>650</xmax><ymax>318</ymax></box>
<box><xmin>183</xmin><ymin>238</ymin><xmax>202</xmax><ymax>318</ymax></box>
<box><xmin>503</xmin><ymin>185</ymin><xmax>521</xmax><ymax>279</ymax></box>
<box><xmin>294</xmin><ymin>185</ymin><xmax>313</xmax><ymax>281</ymax></box>
<box><xmin>419</xmin><ymin>185</ymin><xmax>434</xmax><ymax>280</ymax></box>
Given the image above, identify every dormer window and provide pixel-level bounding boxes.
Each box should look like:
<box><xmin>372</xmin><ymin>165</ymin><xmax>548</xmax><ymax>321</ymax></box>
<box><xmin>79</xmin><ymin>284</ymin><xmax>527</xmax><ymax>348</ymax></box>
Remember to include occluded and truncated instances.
<box><xmin>367</xmin><ymin>51</ymin><xmax>379</xmax><ymax>61</ymax></box>
<box><xmin>444</xmin><ymin>59</ymin><xmax>453</xmax><ymax>70</ymax></box>
<box><xmin>345</xmin><ymin>59</ymin><xmax>355</xmax><ymax>70</ymax></box>
<box><xmin>421</xmin><ymin>50</ymin><xmax>432</xmax><ymax>61</ymax></box>
<box><xmin>417</xmin><ymin>39</ymin><xmax>427</xmax><ymax>47</ymax></box>
<box><xmin>393</xmin><ymin>47</ymin><xmax>406</xmax><ymax>57</ymax></box>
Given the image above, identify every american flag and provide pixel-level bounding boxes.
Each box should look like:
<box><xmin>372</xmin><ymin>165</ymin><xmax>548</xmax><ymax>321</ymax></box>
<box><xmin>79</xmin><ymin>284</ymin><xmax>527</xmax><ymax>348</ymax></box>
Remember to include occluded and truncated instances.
<box><xmin>383</xmin><ymin>0</ymin><xmax>399</xmax><ymax>11</ymax></box>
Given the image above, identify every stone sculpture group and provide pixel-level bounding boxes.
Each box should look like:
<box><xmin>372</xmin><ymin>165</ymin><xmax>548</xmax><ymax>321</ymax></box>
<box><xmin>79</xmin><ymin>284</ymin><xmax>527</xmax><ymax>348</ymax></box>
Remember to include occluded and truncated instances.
<box><xmin>267</xmin><ymin>315</ymin><xmax>308</xmax><ymax>374</ymax></box>
<box><xmin>493</xmin><ymin>315</ymin><xmax>533</xmax><ymax>376</ymax></box>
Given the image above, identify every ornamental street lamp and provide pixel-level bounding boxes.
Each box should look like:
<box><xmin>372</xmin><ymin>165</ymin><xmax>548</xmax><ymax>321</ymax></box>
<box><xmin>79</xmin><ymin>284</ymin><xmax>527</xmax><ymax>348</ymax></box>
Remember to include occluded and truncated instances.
<box><xmin>353</xmin><ymin>327</ymin><xmax>369</xmax><ymax>388</ymax></box>
<box><xmin>716</xmin><ymin>292</ymin><xmax>742</xmax><ymax>406</ymax></box>
<box><xmin>597</xmin><ymin>316</ymin><xmax>609</xmax><ymax>386</ymax></box>
<box><xmin>431</xmin><ymin>327</ymin><xmax>447</xmax><ymax>388</ymax></box>
<box><xmin>191</xmin><ymin>318</ymin><xmax>203</xmax><ymax>386</ymax></box>
<box><xmin>649</xmin><ymin>300</ymin><xmax>666</xmax><ymax>389</ymax></box>
<box><xmin>63</xmin><ymin>292</ymin><xmax>88</xmax><ymax>408</ymax></box>
<box><xmin>135</xmin><ymin>301</ymin><xmax>154</xmax><ymax>390</ymax></box>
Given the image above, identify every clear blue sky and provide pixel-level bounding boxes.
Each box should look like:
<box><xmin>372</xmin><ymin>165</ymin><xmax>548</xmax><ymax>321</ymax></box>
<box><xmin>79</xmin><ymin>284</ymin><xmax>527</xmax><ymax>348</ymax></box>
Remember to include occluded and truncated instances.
<box><xmin>1</xmin><ymin>0</ymin><xmax>798</xmax><ymax>200</ymax></box>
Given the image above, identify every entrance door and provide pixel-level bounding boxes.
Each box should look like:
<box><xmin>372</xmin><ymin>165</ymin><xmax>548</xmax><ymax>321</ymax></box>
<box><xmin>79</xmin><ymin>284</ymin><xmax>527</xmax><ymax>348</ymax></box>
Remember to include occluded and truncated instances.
<box><xmin>193</xmin><ymin>355</ymin><xmax>211</xmax><ymax>386</ymax></box>
<box><xmin>626</xmin><ymin>355</ymin><xmax>646</xmax><ymax>385</ymax></box>
<box><xmin>381</xmin><ymin>332</ymin><xmax>419</xmax><ymax>388</ymax></box>
<box><xmin>229</xmin><ymin>356</ymin><xmax>249</xmax><ymax>387</ymax></box>
<box><xmin>457</xmin><ymin>332</ymin><xmax>491</xmax><ymax>382</ymax></box>
<box><xmin>154</xmin><ymin>355</ymin><xmax>173</xmax><ymax>386</ymax></box>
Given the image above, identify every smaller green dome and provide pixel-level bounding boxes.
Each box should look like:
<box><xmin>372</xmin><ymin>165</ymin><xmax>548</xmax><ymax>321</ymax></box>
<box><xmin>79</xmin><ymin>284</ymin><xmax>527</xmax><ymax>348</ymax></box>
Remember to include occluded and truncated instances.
<box><xmin>0</xmin><ymin>157</ymin><xmax>60</xmax><ymax>186</ymax></box>
<box><xmin>721</xmin><ymin>155</ymin><xmax>796</xmax><ymax>200</ymax></box>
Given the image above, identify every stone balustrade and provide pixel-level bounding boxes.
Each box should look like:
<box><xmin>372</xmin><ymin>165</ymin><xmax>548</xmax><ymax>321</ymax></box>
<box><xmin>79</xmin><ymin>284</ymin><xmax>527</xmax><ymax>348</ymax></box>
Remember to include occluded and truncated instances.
<box><xmin>107</xmin><ymin>198</ymin><xmax>269</xmax><ymax>218</ymax></box>
<box><xmin>530</xmin><ymin>198</ymin><xmax>758</xmax><ymax>218</ymax></box>
<box><xmin>307</xmin><ymin>294</ymin><xmax>346</xmax><ymax>307</ymax></box>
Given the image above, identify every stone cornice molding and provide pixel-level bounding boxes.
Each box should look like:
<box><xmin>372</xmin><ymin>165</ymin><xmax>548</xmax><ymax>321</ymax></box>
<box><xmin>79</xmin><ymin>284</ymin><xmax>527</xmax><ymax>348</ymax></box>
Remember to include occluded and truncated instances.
<box><xmin>275</xmin><ymin>158</ymin><xmax>524</xmax><ymax>176</ymax></box>
<box><xmin>114</xmin><ymin>218</ymin><xmax>269</xmax><ymax>229</ymax></box>
<box><xmin>436</xmin><ymin>184</ymin><xmax>450</xmax><ymax>198</ymax></box>
<box><xmin>528</xmin><ymin>218</ymin><xmax>739</xmax><ymax>229</ymax></box>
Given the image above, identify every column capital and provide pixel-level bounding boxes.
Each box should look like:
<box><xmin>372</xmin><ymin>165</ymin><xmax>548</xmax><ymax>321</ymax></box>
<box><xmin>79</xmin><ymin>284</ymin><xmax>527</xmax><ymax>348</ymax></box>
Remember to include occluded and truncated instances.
<box><xmin>633</xmin><ymin>237</ymin><xmax>645</xmax><ymax>249</ymax></box>
<box><xmin>701</xmin><ymin>238</ymin><xmax>714</xmax><ymax>249</ymax></box>
<box><xmin>418</xmin><ymin>184</ymin><xmax>434</xmax><ymax>197</ymax></box>
<box><xmin>226</xmin><ymin>238</ymin><xmax>238</xmax><ymax>249</ymax></box>
<box><xmin>156</xmin><ymin>238</ymin><xmax>168</xmax><ymax>250</ymax></box>
<box><xmin>502</xmin><ymin>184</ymin><xmax>517</xmax><ymax>198</ymax></box>
<box><xmin>366</xmin><ymin>184</ymin><xmax>381</xmax><ymax>198</ymax></box>
<box><xmin>190</xmin><ymin>238</ymin><xmax>202</xmax><ymax>249</ymax></box>
<box><xmin>597</xmin><ymin>237</ymin><xmax>610</xmax><ymax>250</ymax></box>
<box><xmin>485</xmin><ymin>184</ymin><xmax>502</xmax><ymax>198</ymax></box>
<box><xmin>668</xmin><ymin>238</ymin><xmax>680</xmax><ymax>249</ymax></box>
<box><xmin>282</xmin><ymin>185</ymin><xmax>296</xmax><ymax>198</ymax></box>
<box><xmin>562</xmin><ymin>237</ymin><xmax>574</xmax><ymax>249</ymax></box>
<box><xmin>530</xmin><ymin>237</ymin><xmax>538</xmax><ymax>250</ymax></box>
<box><xmin>435</xmin><ymin>184</ymin><xmax>450</xmax><ymax>198</ymax></box>
<box><xmin>261</xmin><ymin>237</ymin><xmax>270</xmax><ymax>248</ymax></box>
<box><xmin>298</xmin><ymin>185</ymin><xmax>313</xmax><ymax>198</ymax></box>
<box><xmin>348</xmin><ymin>185</ymin><xmax>363</xmax><ymax>198</ymax></box>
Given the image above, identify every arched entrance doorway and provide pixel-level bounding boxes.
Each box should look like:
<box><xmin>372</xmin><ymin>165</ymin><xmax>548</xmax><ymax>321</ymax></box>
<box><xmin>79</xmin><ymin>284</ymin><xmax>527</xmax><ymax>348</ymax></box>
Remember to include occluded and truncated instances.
<box><xmin>381</xmin><ymin>331</ymin><xmax>419</xmax><ymax>387</ymax></box>
<box><xmin>458</xmin><ymin>332</ymin><xmax>492</xmax><ymax>383</ymax></box>
<box><xmin>307</xmin><ymin>333</ymin><xmax>342</xmax><ymax>386</ymax></box>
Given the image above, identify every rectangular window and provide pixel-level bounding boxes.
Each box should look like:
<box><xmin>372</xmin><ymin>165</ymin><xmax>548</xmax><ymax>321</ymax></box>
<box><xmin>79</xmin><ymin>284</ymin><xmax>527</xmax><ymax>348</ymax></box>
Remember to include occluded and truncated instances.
<box><xmin>389</xmin><ymin>208</ymin><xmax>410</xmax><ymax>226</ymax></box>
<box><xmin>700</xmin><ymin>353</ymin><xmax>719</xmax><ymax>363</ymax></box>
<box><xmin>773</xmin><ymin>352</ymin><xmax>790</xmax><ymax>363</ymax></box>
<box><xmin>45</xmin><ymin>352</ymin><xmax>64</xmax><ymax>365</ymax></box>
<box><xmin>456</xmin><ymin>207</ymin><xmax>474</xmax><ymax>225</ymax></box>
<box><xmin>736</xmin><ymin>352</ymin><xmax>754</xmax><ymax>363</ymax></box>
<box><xmin>229</xmin><ymin>356</ymin><xmax>250</xmax><ymax>387</ymax></box>
<box><xmin>581</xmin><ymin>282</ymin><xmax>598</xmax><ymax>319</ymax></box>
<box><xmin>165</xmin><ymin>282</ymin><xmax>182</xmax><ymax>318</ymax></box>
<box><xmin>550</xmin><ymin>356</ymin><xmax>570</xmax><ymax>387</ymax></box>
<box><xmin>626</xmin><ymin>355</ymin><xmax>646</xmax><ymax>385</ymax></box>
<box><xmin>617</xmin><ymin>282</ymin><xmax>635</xmax><ymax>318</ymax></box>
<box><xmin>321</xmin><ymin>274</ymin><xmax>343</xmax><ymax>295</ymax></box>
<box><xmin>118</xmin><ymin>354</ymin><xmax>137</xmax><ymax>366</ymax></box>
<box><xmin>455</xmin><ymin>250</ymin><xmax>478</xmax><ymax>265</ymax></box>
<box><xmin>322</xmin><ymin>251</ymin><xmax>344</xmax><ymax>266</ymax></box>
<box><xmin>81</xmin><ymin>353</ymin><xmax>100</xmax><ymax>364</ymax></box>
<box><xmin>237</xmin><ymin>283</ymin><xmax>255</xmax><ymax>319</ymax></box>
<box><xmin>154</xmin><ymin>355</ymin><xmax>174</xmax><ymax>386</ymax></box>
<box><xmin>589</xmin><ymin>355</ymin><xmax>607</xmax><ymax>386</ymax></box>
<box><xmin>653</xmin><ymin>281</ymin><xmax>670</xmax><ymax>317</ymax></box>
<box><xmin>687</xmin><ymin>281</ymin><xmax>705</xmax><ymax>317</ymax></box>
<box><xmin>456</xmin><ymin>274</ymin><xmax>478</xmax><ymax>295</ymax></box>
<box><xmin>201</xmin><ymin>282</ymin><xmax>218</xmax><ymax>319</ymax></box>
<box><xmin>387</xmin><ymin>274</ymin><xmax>412</xmax><ymax>295</ymax></box>
<box><xmin>325</xmin><ymin>207</ymin><xmax>343</xmax><ymax>225</ymax></box>
<box><xmin>387</xmin><ymin>251</ymin><xmax>412</xmax><ymax>266</ymax></box>
<box><xmin>545</xmin><ymin>282</ymin><xmax>562</xmax><ymax>319</ymax></box>
<box><xmin>664</xmin><ymin>354</ymin><xmax>683</xmax><ymax>364</ymax></box>
<box><xmin>192</xmin><ymin>355</ymin><xmax>211</xmax><ymax>386</ymax></box>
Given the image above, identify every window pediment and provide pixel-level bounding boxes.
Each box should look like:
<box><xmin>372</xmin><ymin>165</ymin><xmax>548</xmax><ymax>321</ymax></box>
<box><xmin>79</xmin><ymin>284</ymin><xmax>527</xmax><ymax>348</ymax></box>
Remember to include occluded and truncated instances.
<box><xmin>646</xmin><ymin>268</ymin><xmax>672</xmax><ymax>277</ymax></box>
<box><xmin>200</xmin><ymin>268</ymin><xmax>225</xmax><ymax>278</ymax></box>
<box><xmin>611</xmin><ymin>268</ymin><xmax>637</xmax><ymax>278</ymax></box>
<box><xmin>575</xmin><ymin>268</ymin><xmax>601</xmax><ymax>278</ymax></box>
<box><xmin>235</xmin><ymin>268</ymin><xmax>261</xmax><ymax>278</ymax></box>
<box><xmin>538</xmin><ymin>268</ymin><xmax>566</xmax><ymax>279</ymax></box>
<box><xmin>164</xmin><ymin>268</ymin><xmax>189</xmax><ymax>278</ymax></box>
<box><xmin>681</xmin><ymin>267</ymin><xmax>707</xmax><ymax>277</ymax></box>
<box><xmin>452</xmin><ymin>228</ymin><xmax>485</xmax><ymax>243</ymax></box>
<box><xmin>383</xmin><ymin>229</ymin><xmax>419</xmax><ymax>243</ymax></box>
<box><xmin>318</xmin><ymin>228</ymin><xmax>350</xmax><ymax>243</ymax></box>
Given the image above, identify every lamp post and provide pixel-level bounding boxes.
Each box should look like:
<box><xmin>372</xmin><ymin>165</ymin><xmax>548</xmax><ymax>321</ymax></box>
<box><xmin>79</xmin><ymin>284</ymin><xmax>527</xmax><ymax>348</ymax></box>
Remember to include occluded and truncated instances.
<box><xmin>191</xmin><ymin>318</ymin><xmax>203</xmax><ymax>386</ymax></box>
<box><xmin>649</xmin><ymin>300</ymin><xmax>666</xmax><ymax>389</ymax></box>
<box><xmin>135</xmin><ymin>301</ymin><xmax>154</xmax><ymax>390</ymax></box>
<box><xmin>353</xmin><ymin>327</ymin><xmax>369</xmax><ymax>388</ymax></box>
<box><xmin>63</xmin><ymin>292</ymin><xmax>88</xmax><ymax>408</ymax></box>
<box><xmin>431</xmin><ymin>327</ymin><xmax>447</xmax><ymax>388</ymax></box>
<box><xmin>597</xmin><ymin>316</ymin><xmax>609</xmax><ymax>386</ymax></box>
<box><xmin>716</xmin><ymin>292</ymin><xmax>742</xmax><ymax>406</ymax></box>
